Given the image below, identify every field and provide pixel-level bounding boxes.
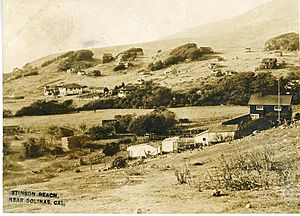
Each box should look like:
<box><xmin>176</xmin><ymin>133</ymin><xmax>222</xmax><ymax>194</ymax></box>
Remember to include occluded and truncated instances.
<box><xmin>3</xmin><ymin>125</ymin><xmax>300</xmax><ymax>213</ymax></box>
<box><xmin>3</xmin><ymin>106</ymin><xmax>249</xmax><ymax>130</ymax></box>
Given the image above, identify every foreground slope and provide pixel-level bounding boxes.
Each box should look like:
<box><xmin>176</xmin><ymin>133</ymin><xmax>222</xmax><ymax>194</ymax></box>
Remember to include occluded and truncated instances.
<box><xmin>4</xmin><ymin>125</ymin><xmax>300</xmax><ymax>213</ymax></box>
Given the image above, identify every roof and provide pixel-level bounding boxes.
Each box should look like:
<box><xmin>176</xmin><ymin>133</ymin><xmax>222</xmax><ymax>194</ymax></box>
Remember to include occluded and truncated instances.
<box><xmin>127</xmin><ymin>143</ymin><xmax>156</xmax><ymax>150</ymax></box>
<box><xmin>261</xmin><ymin>58</ymin><xmax>277</xmax><ymax>63</ymax></box>
<box><xmin>209</xmin><ymin>124</ymin><xmax>239</xmax><ymax>133</ymax></box>
<box><xmin>163</xmin><ymin>137</ymin><xmax>180</xmax><ymax>141</ymax></box>
<box><xmin>248</xmin><ymin>94</ymin><xmax>292</xmax><ymax>106</ymax></box>
<box><xmin>61</xmin><ymin>83</ymin><xmax>83</xmax><ymax>89</ymax></box>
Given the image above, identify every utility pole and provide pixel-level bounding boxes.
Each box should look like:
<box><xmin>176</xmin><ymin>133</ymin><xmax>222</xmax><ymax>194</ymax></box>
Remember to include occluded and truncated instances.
<box><xmin>278</xmin><ymin>78</ymin><xmax>280</xmax><ymax>122</ymax></box>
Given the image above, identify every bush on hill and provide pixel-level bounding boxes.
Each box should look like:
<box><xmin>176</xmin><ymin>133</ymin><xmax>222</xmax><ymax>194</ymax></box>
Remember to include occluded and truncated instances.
<box><xmin>116</xmin><ymin>48</ymin><xmax>144</xmax><ymax>61</ymax></box>
<box><xmin>58</xmin><ymin>50</ymin><xmax>95</xmax><ymax>71</ymax></box>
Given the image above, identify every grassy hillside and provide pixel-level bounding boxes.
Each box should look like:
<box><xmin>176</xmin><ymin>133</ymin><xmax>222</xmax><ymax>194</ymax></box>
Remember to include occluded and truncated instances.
<box><xmin>3</xmin><ymin>124</ymin><xmax>300</xmax><ymax>213</ymax></box>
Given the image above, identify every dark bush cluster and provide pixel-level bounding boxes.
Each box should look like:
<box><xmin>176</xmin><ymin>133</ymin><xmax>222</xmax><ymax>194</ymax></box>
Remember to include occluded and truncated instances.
<box><xmin>129</xmin><ymin>108</ymin><xmax>177</xmax><ymax>136</ymax></box>
<box><xmin>116</xmin><ymin>48</ymin><xmax>143</xmax><ymax>62</ymax></box>
<box><xmin>87</xmin><ymin>126</ymin><xmax>114</xmax><ymax>140</ymax></box>
<box><xmin>15</xmin><ymin>99</ymin><xmax>76</xmax><ymax>116</ymax></box>
<box><xmin>58</xmin><ymin>50</ymin><xmax>95</xmax><ymax>71</ymax></box>
<box><xmin>148</xmin><ymin>43</ymin><xmax>209</xmax><ymax>71</ymax></box>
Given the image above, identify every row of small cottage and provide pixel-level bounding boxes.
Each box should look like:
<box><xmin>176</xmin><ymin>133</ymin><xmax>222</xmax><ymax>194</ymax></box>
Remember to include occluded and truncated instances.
<box><xmin>44</xmin><ymin>81</ymin><xmax>144</xmax><ymax>98</ymax></box>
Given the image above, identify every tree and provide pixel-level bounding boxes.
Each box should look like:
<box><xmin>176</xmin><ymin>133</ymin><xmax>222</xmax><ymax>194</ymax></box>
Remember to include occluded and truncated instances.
<box><xmin>113</xmin><ymin>114</ymin><xmax>134</xmax><ymax>133</ymax></box>
<box><xmin>74</xmin><ymin>50</ymin><xmax>94</xmax><ymax>61</ymax></box>
<box><xmin>47</xmin><ymin>126</ymin><xmax>60</xmax><ymax>144</ymax></box>
<box><xmin>103</xmin><ymin>143</ymin><xmax>119</xmax><ymax>156</ymax></box>
<box><xmin>129</xmin><ymin>108</ymin><xmax>177</xmax><ymax>135</ymax></box>
<box><xmin>87</xmin><ymin>126</ymin><xmax>114</xmax><ymax>140</ymax></box>
<box><xmin>22</xmin><ymin>137</ymin><xmax>48</xmax><ymax>159</ymax></box>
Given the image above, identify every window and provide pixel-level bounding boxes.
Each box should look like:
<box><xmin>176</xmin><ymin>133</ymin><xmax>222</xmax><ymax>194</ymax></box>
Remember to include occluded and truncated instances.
<box><xmin>251</xmin><ymin>114</ymin><xmax>260</xmax><ymax>120</ymax></box>
<box><xmin>274</xmin><ymin>106</ymin><xmax>282</xmax><ymax>111</ymax></box>
<box><xmin>256</xmin><ymin>105</ymin><xmax>263</xmax><ymax>111</ymax></box>
<box><xmin>203</xmin><ymin>138</ymin><xmax>206</xmax><ymax>141</ymax></box>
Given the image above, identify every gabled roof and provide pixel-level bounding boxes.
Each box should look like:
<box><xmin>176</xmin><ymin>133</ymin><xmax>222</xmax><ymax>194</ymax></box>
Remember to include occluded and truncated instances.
<box><xmin>261</xmin><ymin>58</ymin><xmax>277</xmax><ymax>63</ymax></box>
<box><xmin>248</xmin><ymin>94</ymin><xmax>292</xmax><ymax>106</ymax></box>
<box><xmin>163</xmin><ymin>136</ymin><xmax>180</xmax><ymax>142</ymax></box>
<box><xmin>61</xmin><ymin>83</ymin><xmax>84</xmax><ymax>89</ymax></box>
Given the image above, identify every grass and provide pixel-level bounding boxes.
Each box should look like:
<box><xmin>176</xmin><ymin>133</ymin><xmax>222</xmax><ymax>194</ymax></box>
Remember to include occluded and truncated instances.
<box><xmin>3</xmin><ymin>106</ymin><xmax>248</xmax><ymax>129</ymax></box>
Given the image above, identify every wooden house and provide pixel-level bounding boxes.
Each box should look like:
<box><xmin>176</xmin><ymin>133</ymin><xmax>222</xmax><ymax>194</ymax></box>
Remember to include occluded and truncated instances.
<box><xmin>260</xmin><ymin>58</ymin><xmax>278</xmax><ymax>69</ymax></box>
<box><xmin>248</xmin><ymin>94</ymin><xmax>293</xmax><ymax>120</ymax></box>
<box><xmin>58</xmin><ymin>83</ymin><xmax>87</xmax><ymax>96</ymax></box>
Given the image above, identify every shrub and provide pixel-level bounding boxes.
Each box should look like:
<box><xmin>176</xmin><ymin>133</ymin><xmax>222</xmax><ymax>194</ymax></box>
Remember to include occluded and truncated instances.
<box><xmin>175</xmin><ymin>165</ymin><xmax>191</xmax><ymax>184</ymax></box>
<box><xmin>22</xmin><ymin>137</ymin><xmax>48</xmax><ymax>159</ymax></box>
<box><xmin>3</xmin><ymin>139</ymin><xmax>11</xmax><ymax>155</ymax></box>
<box><xmin>113</xmin><ymin>64</ymin><xmax>126</xmax><ymax>71</ymax></box>
<box><xmin>73</xmin><ymin>50</ymin><xmax>94</xmax><ymax>61</ymax></box>
<box><xmin>3</xmin><ymin>109</ymin><xmax>13</xmax><ymax>118</ymax></box>
<box><xmin>51</xmin><ymin>146</ymin><xmax>64</xmax><ymax>156</ymax></box>
<box><xmin>204</xmin><ymin>148</ymin><xmax>295</xmax><ymax>191</ymax></box>
<box><xmin>148</xmin><ymin>60</ymin><xmax>164</xmax><ymax>71</ymax></box>
<box><xmin>163</xmin><ymin>55</ymin><xmax>184</xmax><ymax>67</ymax></box>
<box><xmin>87</xmin><ymin>126</ymin><xmax>114</xmax><ymax>140</ymax></box>
<box><xmin>112</xmin><ymin>156</ymin><xmax>127</xmax><ymax>169</ymax></box>
<box><xmin>102</xmin><ymin>143</ymin><xmax>119</xmax><ymax>156</ymax></box>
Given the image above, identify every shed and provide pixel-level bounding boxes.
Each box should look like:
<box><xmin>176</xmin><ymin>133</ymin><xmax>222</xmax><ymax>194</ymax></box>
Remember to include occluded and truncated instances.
<box><xmin>61</xmin><ymin>135</ymin><xmax>89</xmax><ymax>150</ymax></box>
<box><xmin>161</xmin><ymin>136</ymin><xmax>180</xmax><ymax>153</ymax></box>
<box><xmin>194</xmin><ymin>125</ymin><xmax>238</xmax><ymax>146</ymax></box>
<box><xmin>127</xmin><ymin>143</ymin><xmax>160</xmax><ymax>158</ymax></box>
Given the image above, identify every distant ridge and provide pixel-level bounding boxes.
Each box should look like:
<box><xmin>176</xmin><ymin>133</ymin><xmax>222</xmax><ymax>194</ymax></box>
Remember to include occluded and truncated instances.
<box><xmin>159</xmin><ymin>0</ymin><xmax>299</xmax><ymax>48</ymax></box>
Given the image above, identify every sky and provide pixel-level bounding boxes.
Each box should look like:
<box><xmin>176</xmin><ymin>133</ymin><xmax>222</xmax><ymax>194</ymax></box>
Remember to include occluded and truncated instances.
<box><xmin>3</xmin><ymin>0</ymin><xmax>271</xmax><ymax>72</ymax></box>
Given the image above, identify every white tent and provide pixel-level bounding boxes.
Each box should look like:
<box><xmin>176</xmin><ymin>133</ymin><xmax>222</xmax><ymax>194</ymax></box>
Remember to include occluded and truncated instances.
<box><xmin>127</xmin><ymin>143</ymin><xmax>160</xmax><ymax>158</ymax></box>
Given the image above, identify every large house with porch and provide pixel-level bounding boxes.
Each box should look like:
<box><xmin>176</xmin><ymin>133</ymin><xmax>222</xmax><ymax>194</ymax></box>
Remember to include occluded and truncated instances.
<box><xmin>248</xmin><ymin>94</ymin><xmax>293</xmax><ymax>121</ymax></box>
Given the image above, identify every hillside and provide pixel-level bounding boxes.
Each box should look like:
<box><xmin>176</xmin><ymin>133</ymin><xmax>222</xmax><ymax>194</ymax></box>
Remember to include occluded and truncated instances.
<box><xmin>3</xmin><ymin>0</ymin><xmax>299</xmax><ymax>99</ymax></box>
<box><xmin>265</xmin><ymin>32</ymin><xmax>299</xmax><ymax>51</ymax></box>
<box><xmin>161</xmin><ymin>0</ymin><xmax>299</xmax><ymax>48</ymax></box>
<box><xmin>3</xmin><ymin>125</ymin><xmax>300</xmax><ymax>213</ymax></box>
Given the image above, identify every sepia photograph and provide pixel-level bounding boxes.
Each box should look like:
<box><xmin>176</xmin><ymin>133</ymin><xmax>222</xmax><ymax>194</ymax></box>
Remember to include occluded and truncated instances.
<box><xmin>2</xmin><ymin>0</ymin><xmax>300</xmax><ymax>213</ymax></box>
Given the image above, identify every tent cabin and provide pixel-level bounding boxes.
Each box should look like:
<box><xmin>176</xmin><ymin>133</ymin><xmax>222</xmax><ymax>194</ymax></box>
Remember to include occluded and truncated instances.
<box><xmin>127</xmin><ymin>143</ymin><xmax>160</xmax><ymax>159</ymax></box>
<box><xmin>161</xmin><ymin>136</ymin><xmax>180</xmax><ymax>153</ymax></box>
<box><xmin>194</xmin><ymin>125</ymin><xmax>238</xmax><ymax>146</ymax></box>
<box><xmin>248</xmin><ymin>94</ymin><xmax>293</xmax><ymax>121</ymax></box>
